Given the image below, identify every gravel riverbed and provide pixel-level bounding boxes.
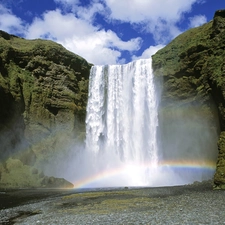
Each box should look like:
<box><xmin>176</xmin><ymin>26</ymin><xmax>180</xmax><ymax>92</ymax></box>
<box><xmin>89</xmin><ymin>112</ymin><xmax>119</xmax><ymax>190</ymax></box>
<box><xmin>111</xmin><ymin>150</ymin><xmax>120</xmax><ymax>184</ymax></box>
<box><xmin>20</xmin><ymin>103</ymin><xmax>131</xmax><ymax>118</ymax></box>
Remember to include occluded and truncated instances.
<box><xmin>0</xmin><ymin>181</ymin><xmax>225</xmax><ymax>225</ymax></box>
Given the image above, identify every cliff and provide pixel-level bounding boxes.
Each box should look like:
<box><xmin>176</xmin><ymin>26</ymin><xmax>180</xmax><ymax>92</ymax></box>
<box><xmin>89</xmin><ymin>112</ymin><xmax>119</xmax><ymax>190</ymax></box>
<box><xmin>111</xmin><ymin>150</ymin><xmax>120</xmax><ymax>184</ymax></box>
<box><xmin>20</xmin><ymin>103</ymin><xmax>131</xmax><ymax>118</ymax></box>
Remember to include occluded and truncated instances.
<box><xmin>0</xmin><ymin>30</ymin><xmax>91</xmax><ymax>188</ymax></box>
<box><xmin>152</xmin><ymin>9</ymin><xmax>225</xmax><ymax>189</ymax></box>
<box><xmin>1</xmin><ymin>9</ymin><xmax>225</xmax><ymax>189</ymax></box>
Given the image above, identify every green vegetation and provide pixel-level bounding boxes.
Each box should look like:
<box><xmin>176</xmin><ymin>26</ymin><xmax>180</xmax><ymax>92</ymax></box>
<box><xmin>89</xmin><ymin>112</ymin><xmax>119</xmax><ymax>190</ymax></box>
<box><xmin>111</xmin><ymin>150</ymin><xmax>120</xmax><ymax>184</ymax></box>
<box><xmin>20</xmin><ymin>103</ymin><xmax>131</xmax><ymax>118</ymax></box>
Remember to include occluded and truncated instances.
<box><xmin>59</xmin><ymin>190</ymin><xmax>161</xmax><ymax>215</ymax></box>
<box><xmin>152</xmin><ymin>10</ymin><xmax>225</xmax><ymax>189</ymax></box>
<box><xmin>1</xmin><ymin>10</ymin><xmax>225</xmax><ymax>188</ymax></box>
<box><xmin>152</xmin><ymin>22</ymin><xmax>212</xmax><ymax>77</ymax></box>
<box><xmin>0</xmin><ymin>30</ymin><xmax>91</xmax><ymax>188</ymax></box>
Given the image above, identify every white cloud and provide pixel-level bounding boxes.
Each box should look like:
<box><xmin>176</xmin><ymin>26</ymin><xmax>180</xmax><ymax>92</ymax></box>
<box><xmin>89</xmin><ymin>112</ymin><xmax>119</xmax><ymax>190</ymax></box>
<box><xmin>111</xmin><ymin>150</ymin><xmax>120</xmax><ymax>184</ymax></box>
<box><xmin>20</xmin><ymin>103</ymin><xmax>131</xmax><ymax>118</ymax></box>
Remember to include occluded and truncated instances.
<box><xmin>26</xmin><ymin>9</ymin><xmax>142</xmax><ymax>65</ymax></box>
<box><xmin>103</xmin><ymin>0</ymin><xmax>204</xmax><ymax>44</ymax></box>
<box><xmin>54</xmin><ymin>0</ymin><xmax>105</xmax><ymax>21</ymax></box>
<box><xmin>148</xmin><ymin>21</ymin><xmax>182</xmax><ymax>44</ymax></box>
<box><xmin>63</xmin><ymin>36</ymin><xmax>122</xmax><ymax>65</ymax></box>
<box><xmin>76</xmin><ymin>2</ymin><xmax>105</xmax><ymax>21</ymax></box>
<box><xmin>101</xmin><ymin>30</ymin><xmax>142</xmax><ymax>51</ymax></box>
<box><xmin>132</xmin><ymin>44</ymin><xmax>165</xmax><ymax>61</ymax></box>
<box><xmin>0</xmin><ymin>0</ymin><xmax>208</xmax><ymax>65</ymax></box>
<box><xmin>26</xmin><ymin>9</ymin><xmax>96</xmax><ymax>40</ymax></box>
<box><xmin>189</xmin><ymin>15</ymin><xmax>207</xmax><ymax>28</ymax></box>
<box><xmin>0</xmin><ymin>2</ymin><xmax>142</xmax><ymax>65</ymax></box>
<box><xmin>0</xmin><ymin>4</ymin><xmax>25</xmax><ymax>34</ymax></box>
<box><xmin>104</xmin><ymin>0</ymin><xmax>200</xmax><ymax>23</ymax></box>
<box><xmin>60</xmin><ymin>29</ymin><xmax>142</xmax><ymax>65</ymax></box>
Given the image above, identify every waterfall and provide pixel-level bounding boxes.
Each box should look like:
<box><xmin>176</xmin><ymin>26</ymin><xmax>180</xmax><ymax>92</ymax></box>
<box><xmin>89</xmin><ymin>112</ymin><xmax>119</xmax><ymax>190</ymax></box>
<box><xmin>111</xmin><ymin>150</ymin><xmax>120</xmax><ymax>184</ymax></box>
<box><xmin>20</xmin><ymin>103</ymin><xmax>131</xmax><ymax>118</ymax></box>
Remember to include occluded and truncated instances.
<box><xmin>71</xmin><ymin>57</ymin><xmax>217</xmax><ymax>188</ymax></box>
<box><xmin>84</xmin><ymin>58</ymin><xmax>159</xmax><ymax>187</ymax></box>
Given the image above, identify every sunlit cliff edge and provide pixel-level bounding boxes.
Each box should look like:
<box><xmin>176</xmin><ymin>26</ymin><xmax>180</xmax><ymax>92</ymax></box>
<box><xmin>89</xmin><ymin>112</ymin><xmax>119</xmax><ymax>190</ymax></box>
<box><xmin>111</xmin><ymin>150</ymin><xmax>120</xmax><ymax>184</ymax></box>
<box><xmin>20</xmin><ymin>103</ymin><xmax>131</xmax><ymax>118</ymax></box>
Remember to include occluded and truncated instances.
<box><xmin>0</xmin><ymin>9</ymin><xmax>225</xmax><ymax>189</ymax></box>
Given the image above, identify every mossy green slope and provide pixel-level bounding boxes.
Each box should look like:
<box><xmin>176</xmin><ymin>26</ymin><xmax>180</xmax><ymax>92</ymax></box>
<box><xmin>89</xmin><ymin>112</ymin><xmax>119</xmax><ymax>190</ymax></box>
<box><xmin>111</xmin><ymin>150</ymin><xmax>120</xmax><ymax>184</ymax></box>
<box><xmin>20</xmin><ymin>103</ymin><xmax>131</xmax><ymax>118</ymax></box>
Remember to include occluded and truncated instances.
<box><xmin>152</xmin><ymin>9</ymin><xmax>225</xmax><ymax>189</ymax></box>
<box><xmin>0</xmin><ymin>30</ymin><xmax>91</xmax><ymax>188</ymax></box>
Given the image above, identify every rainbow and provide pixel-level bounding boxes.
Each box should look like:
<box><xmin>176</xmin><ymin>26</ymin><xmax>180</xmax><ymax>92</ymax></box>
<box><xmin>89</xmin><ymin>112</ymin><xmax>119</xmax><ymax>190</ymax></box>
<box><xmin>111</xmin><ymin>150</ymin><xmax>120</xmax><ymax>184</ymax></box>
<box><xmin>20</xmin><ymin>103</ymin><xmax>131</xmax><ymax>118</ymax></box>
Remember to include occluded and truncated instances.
<box><xmin>72</xmin><ymin>160</ymin><xmax>216</xmax><ymax>189</ymax></box>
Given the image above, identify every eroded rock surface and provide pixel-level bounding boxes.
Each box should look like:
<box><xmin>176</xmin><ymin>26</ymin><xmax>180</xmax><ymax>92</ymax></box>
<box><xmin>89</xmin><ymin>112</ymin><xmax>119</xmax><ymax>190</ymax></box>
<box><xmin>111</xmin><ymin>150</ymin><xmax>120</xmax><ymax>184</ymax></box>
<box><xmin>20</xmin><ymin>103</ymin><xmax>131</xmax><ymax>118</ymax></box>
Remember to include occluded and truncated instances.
<box><xmin>1</xmin><ymin>9</ymin><xmax>225</xmax><ymax>189</ymax></box>
<box><xmin>152</xmin><ymin>9</ymin><xmax>225</xmax><ymax>189</ymax></box>
<box><xmin>0</xmin><ymin>30</ymin><xmax>91</xmax><ymax>188</ymax></box>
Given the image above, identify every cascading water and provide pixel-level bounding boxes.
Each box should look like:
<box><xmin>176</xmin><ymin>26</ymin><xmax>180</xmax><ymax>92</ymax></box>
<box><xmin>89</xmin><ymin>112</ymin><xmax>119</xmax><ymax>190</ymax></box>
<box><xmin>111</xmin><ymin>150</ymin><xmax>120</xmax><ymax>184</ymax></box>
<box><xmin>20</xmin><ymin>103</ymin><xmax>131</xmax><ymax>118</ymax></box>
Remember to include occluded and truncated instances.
<box><xmin>72</xmin><ymin>58</ymin><xmax>218</xmax><ymax>188</ymax></box>
<box><xmin>84</xmin><ymin>58</ymin><xmax>160</xmax><ymax>187</ymax></box>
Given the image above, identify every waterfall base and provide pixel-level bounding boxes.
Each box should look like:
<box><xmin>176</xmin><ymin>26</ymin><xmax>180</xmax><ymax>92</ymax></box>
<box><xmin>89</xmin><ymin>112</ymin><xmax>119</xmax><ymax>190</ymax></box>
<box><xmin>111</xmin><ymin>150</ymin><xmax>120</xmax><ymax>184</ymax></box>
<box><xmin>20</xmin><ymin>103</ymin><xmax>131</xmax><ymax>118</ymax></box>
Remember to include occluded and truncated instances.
<box><xmin>71</xmin><ymin>58</ymin><xmax>217</xmax><ymax>189</ymax></box>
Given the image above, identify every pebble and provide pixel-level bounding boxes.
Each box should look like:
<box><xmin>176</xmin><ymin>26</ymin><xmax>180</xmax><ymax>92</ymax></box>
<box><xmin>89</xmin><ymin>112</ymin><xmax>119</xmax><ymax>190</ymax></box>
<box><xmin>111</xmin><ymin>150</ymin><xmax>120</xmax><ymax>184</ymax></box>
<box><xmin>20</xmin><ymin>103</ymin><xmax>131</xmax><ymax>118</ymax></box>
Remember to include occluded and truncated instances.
<box><xmin>0</xmin><ymin>185</ymin><xmax>225</xmax><ymax>225</ymax></box>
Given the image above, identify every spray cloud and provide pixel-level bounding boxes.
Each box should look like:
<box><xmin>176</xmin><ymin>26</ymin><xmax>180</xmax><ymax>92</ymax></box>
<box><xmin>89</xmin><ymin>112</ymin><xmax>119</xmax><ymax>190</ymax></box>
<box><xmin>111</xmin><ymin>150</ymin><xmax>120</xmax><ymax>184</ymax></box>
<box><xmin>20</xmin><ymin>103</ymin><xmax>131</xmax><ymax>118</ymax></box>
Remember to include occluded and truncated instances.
<box><xmin>53</xmin><ymin>58</ymin><xmax>219</xmax><ymax>188</ymax></box>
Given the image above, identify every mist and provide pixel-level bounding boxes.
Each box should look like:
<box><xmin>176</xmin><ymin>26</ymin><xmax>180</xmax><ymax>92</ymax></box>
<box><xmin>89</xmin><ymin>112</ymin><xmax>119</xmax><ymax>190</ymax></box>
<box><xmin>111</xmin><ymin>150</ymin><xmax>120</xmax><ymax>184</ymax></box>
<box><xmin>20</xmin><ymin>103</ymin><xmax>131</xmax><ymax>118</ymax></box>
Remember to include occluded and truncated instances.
<box><xmin>25</xmin><ymin>99</ymin><xmax>219</xmax><ymax>189</ymax></box>
<box><xmin>157</xmin><ymin>99</ymin><xmax>219</xmax><ymax>180</ymax></box>
<box><xmin>46</xmin><ymin>59</ymin><xmax>220</xmax><ymax>189</ymax></box>
<box><xmin>33</xmin><ymin>56</ymin><xmax>220</xmax><ymax>189</ymax></box>
<box><xmin>43</xmin><ymin>117</ymin><xmax>218</xmax><ymax>189</ymax></box>
<box><xmin>49</xmin><ymin>106</ymin><xmax>219</xmax><ymax>188</ymax></box>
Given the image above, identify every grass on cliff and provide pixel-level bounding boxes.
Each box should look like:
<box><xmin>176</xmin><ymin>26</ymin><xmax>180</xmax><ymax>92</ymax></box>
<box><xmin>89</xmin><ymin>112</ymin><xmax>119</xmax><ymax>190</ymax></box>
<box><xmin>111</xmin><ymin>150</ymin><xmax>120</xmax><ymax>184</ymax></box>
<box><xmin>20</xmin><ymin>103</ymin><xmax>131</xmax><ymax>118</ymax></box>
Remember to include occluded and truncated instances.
<box><xmin>152</xmin><ymin>21</ymin><xmax>212</xmax><ymax>76</ymax></box>
<box><xmin>6</xmin><ymin>36</ymin><xmax>84</xmax><ymax>61</ymax></box>
<box><xmin>0</xmin><ymin>31</ymin><xmax>91</xmax><ymax>76</ymax></box>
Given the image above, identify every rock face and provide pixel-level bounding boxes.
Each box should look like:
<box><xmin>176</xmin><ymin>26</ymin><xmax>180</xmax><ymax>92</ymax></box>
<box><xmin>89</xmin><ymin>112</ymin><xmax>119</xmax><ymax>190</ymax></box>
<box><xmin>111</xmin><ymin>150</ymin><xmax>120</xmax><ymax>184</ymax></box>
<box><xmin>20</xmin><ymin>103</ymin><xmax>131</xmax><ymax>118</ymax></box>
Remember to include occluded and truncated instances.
<box><xmin>152</xmin><ymin>9</ymin><xmax>225</xmax><ymax>189</ymax></box>
<box><xmin>1</xmin><ymin>10</ymin><xmax>225</xmax><ymax>189</ymax></box>
<box><xmin>0</xmin><ymin>30</ymin><xmax>91</xmax><ymax>188</ymax></box>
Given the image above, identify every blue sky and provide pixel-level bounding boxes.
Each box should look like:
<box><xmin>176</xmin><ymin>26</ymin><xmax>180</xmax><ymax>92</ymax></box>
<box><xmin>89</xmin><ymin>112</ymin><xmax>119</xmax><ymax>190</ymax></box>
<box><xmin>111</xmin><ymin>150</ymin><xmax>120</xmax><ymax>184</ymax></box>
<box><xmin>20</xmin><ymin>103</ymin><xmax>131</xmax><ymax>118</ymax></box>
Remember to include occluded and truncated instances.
<box><xmin>0</xmin><ymin>0</ymin><xmax>224</xmax><ymax>65</ymax></box>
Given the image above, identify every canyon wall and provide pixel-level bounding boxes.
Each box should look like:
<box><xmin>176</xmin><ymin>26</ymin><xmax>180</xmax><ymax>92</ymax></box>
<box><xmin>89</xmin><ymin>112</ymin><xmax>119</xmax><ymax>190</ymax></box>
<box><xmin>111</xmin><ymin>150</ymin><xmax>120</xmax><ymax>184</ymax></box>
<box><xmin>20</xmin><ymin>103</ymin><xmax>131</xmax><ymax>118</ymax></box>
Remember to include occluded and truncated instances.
<box><xmin>0</xmin><ymin>30</ymin><xmax>91</xmax><ymax>187</ymax></box>
<box><xmin>152</xmin><ymin>9</ymin><xmax>225</xmax><ymax>189</ymax></box>
<box><xmin>1</xmin><ymin>9</ymin><xmax>225</xmax><ymax>188</ymax></box>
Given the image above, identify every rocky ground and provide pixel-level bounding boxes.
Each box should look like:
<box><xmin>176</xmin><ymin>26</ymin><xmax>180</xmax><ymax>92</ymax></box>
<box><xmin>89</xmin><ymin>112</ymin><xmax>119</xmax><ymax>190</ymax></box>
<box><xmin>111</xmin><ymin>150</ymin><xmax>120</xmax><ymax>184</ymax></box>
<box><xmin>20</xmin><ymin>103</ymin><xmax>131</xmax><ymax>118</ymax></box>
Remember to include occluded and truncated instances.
<box><xmin>0</xmin><ymin>181</ymin><xmax>225</xmax><ymax>225</ymax></box>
